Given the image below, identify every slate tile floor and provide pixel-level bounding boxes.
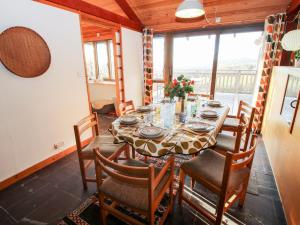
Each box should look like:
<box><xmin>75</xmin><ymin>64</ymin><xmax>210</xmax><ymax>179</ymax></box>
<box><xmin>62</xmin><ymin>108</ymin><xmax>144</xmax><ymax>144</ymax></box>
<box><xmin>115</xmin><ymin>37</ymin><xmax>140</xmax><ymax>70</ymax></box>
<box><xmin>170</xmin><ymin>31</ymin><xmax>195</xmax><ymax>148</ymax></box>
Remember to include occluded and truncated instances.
<box><xmin>0</xmin><ymin>115</ymin><xmax>287</xmax><ymax>225</ymax></box>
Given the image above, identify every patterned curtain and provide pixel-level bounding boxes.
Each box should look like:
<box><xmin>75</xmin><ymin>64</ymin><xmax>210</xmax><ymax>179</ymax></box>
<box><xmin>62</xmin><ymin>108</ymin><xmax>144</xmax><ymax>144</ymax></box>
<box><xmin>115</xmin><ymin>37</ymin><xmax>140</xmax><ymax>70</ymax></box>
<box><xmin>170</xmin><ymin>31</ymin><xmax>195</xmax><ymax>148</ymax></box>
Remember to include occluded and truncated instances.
<box><xmin>253</xmin><ymin>13</ymin><xmax>287</xmax><ymax>131</ymax></box>
<box><xmin>143</xmin><ymin>28</ymin><xmax>154</xmax><ymax>105</ymax></box>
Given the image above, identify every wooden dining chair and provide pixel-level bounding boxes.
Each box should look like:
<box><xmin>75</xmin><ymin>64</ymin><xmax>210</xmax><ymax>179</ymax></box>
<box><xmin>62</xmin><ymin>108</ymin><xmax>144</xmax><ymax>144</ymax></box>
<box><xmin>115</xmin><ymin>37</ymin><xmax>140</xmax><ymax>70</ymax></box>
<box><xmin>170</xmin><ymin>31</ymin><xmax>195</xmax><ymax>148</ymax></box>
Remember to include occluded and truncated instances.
<box><xmin>178</xmin><ymin>134</ymin><xmax>257</xmax><ymax>225</ymax></box>
<box><xmin>94</xmin><ymin>148</ymin><xmax>175</xmax><ymax>225</ymax></box>
<box><xmin>222</xmin><ymin>101</ymin><xmax>255</xmax><ymax>139</ymax></box>
<box><xmin>213</xmin><ymin>114</ymin><xmax>247</xmax><ymax>155</ymax></box>
<box><xmin>74</xmin><ymin>112</ymin><xmax>129</xmax><ymax>190</ymax></box>
<box><xmin>118</xmin><ymin>100</ymin><xmax>135</xmax><ymax>116</ymax></box>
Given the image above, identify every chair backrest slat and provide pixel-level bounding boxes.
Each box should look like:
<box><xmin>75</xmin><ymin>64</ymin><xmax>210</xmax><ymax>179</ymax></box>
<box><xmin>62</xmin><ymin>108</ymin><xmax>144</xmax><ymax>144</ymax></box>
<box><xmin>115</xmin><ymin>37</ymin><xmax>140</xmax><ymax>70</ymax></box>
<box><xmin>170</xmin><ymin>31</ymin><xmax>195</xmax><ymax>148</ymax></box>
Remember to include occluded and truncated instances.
<box><xmin>240</xmin><ymin>107</ymin><xmax>251</xmax><ymax>115</ymax></box>
<box><xmin>119</xmin><ymin>100</ymin><xmax>135</xmax><ymax>116</ymax></box>
<box><xmin>79</xmin><ymin>121</ymin><xmax>98</xmax><ymax>135</ymax></box>
<box><xmin>231</xmin><ymin>155</ymin><xmax>254</xmax><ymax>170</ymax></box>
<box><xmin>240</xmin><ymin>101</ymin><xmax>252</xmax><ymax>109</ymax></box>
<box><xmin>73</xmin><ymin>112</ymin><xmax>99</xmax><ymax>151</ymax></box>
<box><xmin>96</xmin><ymin>158</ymin><xmax>149</xmax><ymax>187</ymax></box>
<box><xmin>231</xmin><ymin>114</ymin><xmax>248</xmax><ymax>153</ymax></box>
<box><xmin>237</xmin><ymin>101</ymin><xmax>252</xmax><ymax>118</ymax></box>
<box><xmin>236</xmin><ymin>100</ymin><xmax>256</xmax><ymax>150</ymax></box>
<box><xmin>76</xmin><ymin>114</ymin><xmax>95</xmax><ymax>126</ymax></box>
<box><xmin>230</xmin><ymin>134</ymin><xmax>257</xmax><ymax>171</ymax></box>
<box><xmin>95</xmin><ymin>148</ymin><xmax>150</xmax><ymax>176</ymax></box>
<box><xmin>94</xmin><ymin>148</ymin><xmax>152</xmax><ymax>189</ymax></box>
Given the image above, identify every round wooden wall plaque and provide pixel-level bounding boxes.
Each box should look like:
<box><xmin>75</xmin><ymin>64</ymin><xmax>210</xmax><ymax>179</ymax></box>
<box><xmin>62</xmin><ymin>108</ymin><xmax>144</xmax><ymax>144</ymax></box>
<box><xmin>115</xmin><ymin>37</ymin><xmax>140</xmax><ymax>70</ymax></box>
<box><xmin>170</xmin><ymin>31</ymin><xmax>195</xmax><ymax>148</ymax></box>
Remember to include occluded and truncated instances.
<box><xmin>0</xmin><ymin>26</ymin><xmax>51</xmax><ymax>78</ymax></box>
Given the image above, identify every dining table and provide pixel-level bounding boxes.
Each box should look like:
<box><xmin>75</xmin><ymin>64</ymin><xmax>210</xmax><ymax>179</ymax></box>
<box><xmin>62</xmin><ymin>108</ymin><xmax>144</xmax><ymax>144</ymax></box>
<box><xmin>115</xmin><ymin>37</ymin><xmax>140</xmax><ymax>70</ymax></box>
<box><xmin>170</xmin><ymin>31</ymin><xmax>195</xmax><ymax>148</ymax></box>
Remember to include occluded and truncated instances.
<box><xmin>111</xmin><ymin>100</ymin><xmax>230</xmax><ymax>157</ymax></box>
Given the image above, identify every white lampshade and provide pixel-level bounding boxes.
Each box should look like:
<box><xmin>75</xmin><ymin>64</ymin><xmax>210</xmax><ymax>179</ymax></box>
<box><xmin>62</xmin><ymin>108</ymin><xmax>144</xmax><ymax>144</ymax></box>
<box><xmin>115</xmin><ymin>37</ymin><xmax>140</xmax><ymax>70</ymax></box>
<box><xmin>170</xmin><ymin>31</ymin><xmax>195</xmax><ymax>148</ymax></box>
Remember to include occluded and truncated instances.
<box><xmin>175</xmin><ymin>0</ymin><xmax>205</xmax><ymax>19</ymax></box>
<box><xmin>282</xmin><ymin>29</ymin><xmax>300</xmax><ymax>51</ymax></box>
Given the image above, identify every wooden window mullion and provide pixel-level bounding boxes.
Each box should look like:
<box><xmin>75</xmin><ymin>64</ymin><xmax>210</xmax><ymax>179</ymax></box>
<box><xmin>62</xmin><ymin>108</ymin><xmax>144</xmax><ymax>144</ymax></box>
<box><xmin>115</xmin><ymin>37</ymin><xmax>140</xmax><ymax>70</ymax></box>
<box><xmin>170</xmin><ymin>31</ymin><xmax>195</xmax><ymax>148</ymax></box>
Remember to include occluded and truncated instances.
<box><xmin>210</xmin><ymin>32</ymin><xmax>220</xmax><ymax>99</ymax></box>
<box><xmin>106</xmin><ymin>40</ymin><xmax>112</xmax><ymax>80</ymax></box>
<box><xmin>164</xmin><ymin>33</ymin><xmax>173</xmax><ymax>84</ymax></box>
<box><xmin>93</xmin><ymin>42</ymin><xmax>99</xmax><ymax>80</ymax></box>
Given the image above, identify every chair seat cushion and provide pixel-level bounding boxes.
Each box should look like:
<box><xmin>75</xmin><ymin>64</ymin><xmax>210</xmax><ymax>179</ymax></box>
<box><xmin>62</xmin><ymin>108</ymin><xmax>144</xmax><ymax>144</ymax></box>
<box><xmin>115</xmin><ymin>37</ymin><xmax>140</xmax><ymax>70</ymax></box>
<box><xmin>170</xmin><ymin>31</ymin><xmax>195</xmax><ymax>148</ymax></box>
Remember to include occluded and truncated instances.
<box><xmin>215</xmin><ymin>133</ymin><xmax>236</xmax><ymax>152</ymax></box>
<box><xmin>81</xmin><ymin>134</ymin><xmax>125</xmax><ymax>158</ymax></box>
<box><xmin>99</xmin><ymin>159</ymin><xmax>170</xmax><ymax>211</ymax></box>
<box><xmin>181</xmin><ymin>149</ymin><xmax>250</xmax><ymax>193</ymax></box>
<box><xmin>223</xmin><ymin>117</ymin><xmax>240</xmax><ymax>128</ymax></box>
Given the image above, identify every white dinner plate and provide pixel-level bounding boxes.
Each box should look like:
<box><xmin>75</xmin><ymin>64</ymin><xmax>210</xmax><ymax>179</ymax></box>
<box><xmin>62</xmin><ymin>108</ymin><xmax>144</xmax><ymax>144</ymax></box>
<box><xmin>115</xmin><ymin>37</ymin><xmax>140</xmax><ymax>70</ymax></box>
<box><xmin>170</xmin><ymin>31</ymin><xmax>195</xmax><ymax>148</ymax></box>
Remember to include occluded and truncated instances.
<box><xmin>137</xmin><ymin>105</ymin><xmax>153</xmax><ymax>112</ymax></box>
<box><xmin>139</xmin><ymin>126</ymin><xmax>163</xmax><ymax>139</ymax></box>
<box><xmin>186</xmin><ymin>122</ymin><xmax>215</xmax><ymax>132</ymax></box>
<box><xmin>200</xmin><ymin>110</ymin><xmax>219</xmax><ymax>118</ymax></box>
<box><xmin>207</xmin><ymin>100</ymin><xmax>222</xmax><ymax>107</ymax></box>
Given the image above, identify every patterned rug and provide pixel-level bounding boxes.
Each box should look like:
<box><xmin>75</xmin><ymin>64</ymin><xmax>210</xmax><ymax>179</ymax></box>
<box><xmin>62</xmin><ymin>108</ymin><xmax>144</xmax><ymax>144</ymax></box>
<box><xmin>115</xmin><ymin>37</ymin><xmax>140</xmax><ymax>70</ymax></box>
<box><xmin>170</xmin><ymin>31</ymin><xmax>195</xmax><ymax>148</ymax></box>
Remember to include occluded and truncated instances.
<box><xmin>58</xmin><ymin>194</ymin><xmax>174</xmax><ymax>225</ymax></box>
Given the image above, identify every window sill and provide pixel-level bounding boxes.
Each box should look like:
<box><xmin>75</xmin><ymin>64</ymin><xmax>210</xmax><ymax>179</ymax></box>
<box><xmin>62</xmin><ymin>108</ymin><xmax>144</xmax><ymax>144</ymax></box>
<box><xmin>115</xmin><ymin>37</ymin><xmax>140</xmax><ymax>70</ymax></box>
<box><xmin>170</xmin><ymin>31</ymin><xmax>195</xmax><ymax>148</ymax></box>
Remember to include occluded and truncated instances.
<box><xmin>88</xmin><ymin>80</ymin><xmax>116</xmax><ymax>85</ymax></box>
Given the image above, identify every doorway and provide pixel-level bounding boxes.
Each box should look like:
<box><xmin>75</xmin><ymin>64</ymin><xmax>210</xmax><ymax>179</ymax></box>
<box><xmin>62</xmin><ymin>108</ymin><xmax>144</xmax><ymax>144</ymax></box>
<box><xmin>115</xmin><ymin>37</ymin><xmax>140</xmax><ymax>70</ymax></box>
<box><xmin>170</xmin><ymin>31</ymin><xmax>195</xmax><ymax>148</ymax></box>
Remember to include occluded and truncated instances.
<box><xmin>80</xmin><ymin>16</ymin><xmax>124</xmax><ymax>116</ymax></box>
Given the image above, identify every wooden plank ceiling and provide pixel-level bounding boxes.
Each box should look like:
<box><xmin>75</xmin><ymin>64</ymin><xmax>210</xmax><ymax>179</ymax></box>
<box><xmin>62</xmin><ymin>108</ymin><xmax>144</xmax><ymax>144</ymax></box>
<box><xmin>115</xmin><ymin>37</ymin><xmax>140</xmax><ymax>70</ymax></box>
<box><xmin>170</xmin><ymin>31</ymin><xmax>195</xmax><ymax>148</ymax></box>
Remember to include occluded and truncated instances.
<box><xmin>81</xmin><ymin>16</ymin><xmax>117</xmax><ymax>41</ymax></box>
<box><xmin>81</xmin><ymin>0</ymin><xmax>291</xmax><ymax>33</ymax></box>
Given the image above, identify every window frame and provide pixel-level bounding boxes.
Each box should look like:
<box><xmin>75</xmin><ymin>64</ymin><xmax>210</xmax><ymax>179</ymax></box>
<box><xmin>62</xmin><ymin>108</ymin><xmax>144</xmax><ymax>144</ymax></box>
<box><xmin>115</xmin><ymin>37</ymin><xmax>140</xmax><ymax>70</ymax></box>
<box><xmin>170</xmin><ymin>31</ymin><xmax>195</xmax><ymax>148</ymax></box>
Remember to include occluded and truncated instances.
<box><xmin>84</xmin><ymin>39</ymin><xmax>115</xmax><ymax>82</ymax></box>
<box><xmin>152</xmin><ymin>35</ymin><xmax>167</xmax><ymax>103</ymax></box>
<box><xmin>153</xmin><ymin>35</ymin><xmax>166</xmax><ymax>84</ymax></box>
<box><xmin>156</xmin><ymin>23</ymin><xmax>264</xmax><ymax>99</ymax></box>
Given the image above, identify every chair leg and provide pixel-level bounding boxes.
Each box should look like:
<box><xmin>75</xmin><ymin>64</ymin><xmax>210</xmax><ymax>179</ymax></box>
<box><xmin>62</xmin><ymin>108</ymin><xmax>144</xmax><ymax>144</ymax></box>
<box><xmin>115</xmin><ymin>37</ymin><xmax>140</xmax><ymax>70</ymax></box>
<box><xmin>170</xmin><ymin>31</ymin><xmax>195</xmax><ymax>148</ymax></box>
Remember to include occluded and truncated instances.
<box><xmin>190</xmin><ymin>178</ymin><xmax>195</xmax><ymax>189</ymax></box>
<box><xmin>238</xmin><ymin>178</ymin><xmax>250</xmax><ymax>208</ymax></box>
<box><xmin>178</xmin><ymin>169</ymin><xmax>185</xmax><ymax>206</ymax></box>
<box><xmin>190</xmin><ymin>154</ymin><xmax>197</xmax><ymax>189</ymax></box>
<box><xmin>124</xmin><ymin>144</ymin><xmax>130</xmax><ymax>159</ymax></box>
<box><xmin>144</xmin><ymin>156</ymin><xmax>148</xmax><ymax>163</ymax></box>
<box><xmin>131</xmin><ymin>147</ymin><xmax>135</xmax><ymax>159</ymax></box>
<box><xmin>169</xmin><ymin>180</ymin><xmax>174</xmax><ymax>214</ymax></box>
<box><xmin>78</xmin><ymin>158</ymin><xmax>88</xmax><ymax>190</ymax></box>
<box><xmin>99</xmin><ymin>194</ymin><xmax>106</xmax><ymax>225</ymax></box>
<box><xmin>148</xmin><ymin>211</ymin><xmax>155</xmax><ymax>225</ymax></box>
<box><xmin>215</xmin><ymin>193</ymin><xmax>227</xmax><ymax>225</ymax></box>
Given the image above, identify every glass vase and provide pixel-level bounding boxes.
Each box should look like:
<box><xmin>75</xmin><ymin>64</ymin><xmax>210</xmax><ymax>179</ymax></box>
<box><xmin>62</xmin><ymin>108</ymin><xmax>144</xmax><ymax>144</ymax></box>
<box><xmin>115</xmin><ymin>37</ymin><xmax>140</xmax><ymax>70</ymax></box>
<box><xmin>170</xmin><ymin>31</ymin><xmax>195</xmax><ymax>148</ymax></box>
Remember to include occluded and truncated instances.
<box><xmin>160</xmin><ymin>99</ymin><xmax>176</xmax><ymax>128</ymax></box>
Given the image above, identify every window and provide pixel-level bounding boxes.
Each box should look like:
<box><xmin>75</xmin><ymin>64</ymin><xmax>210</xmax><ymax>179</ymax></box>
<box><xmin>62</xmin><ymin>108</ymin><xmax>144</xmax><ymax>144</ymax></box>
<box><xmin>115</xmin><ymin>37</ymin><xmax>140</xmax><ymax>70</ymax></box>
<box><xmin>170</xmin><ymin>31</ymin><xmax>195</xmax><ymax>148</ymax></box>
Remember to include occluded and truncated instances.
<box><xmin>173</xmin><ymin>35</ymin><xmax>216</xmax><ymax>94</ymax></box>
<box><xmin>83</xmin><ymin>40</ymin><xmax>115</xmax><ymax>81</ymax></box>
<box><xmin>215</xmin><ymin>31</ymin><xmax>263</xmax><ymax>113</ymax></box>
<box><xmin>83</xmin><ymin>42</ymin><xmax>96</xmax><ymax>80</ymax></box>
<box><xmin>153</xmin><ymin>36</ymin><xmax>165</xmax><ymax>103</ymax></box>
<box><xmin>153</xmin><ymin>37</ymin><xmax>165</xmax><ymax>81</ymax></box>
<box><xmin>96</xmin><ymin>42</ymin><xmax>109</xmax><ymax>79</ymax></box>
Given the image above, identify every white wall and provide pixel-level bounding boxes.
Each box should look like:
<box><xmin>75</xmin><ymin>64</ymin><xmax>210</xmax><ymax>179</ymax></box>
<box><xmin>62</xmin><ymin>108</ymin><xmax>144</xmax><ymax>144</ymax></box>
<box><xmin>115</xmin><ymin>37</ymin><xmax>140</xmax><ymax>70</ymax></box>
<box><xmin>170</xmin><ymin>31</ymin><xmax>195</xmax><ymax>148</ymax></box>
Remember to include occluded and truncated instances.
<box><xmin>0</xmin><ymin>0</ymin><xmax>90</xmax><ymax>181</ymax></box>
<box><xmin>121</xmin><ymin>27</ymin><xmax>144</xmax><ymax>107</ymax></box>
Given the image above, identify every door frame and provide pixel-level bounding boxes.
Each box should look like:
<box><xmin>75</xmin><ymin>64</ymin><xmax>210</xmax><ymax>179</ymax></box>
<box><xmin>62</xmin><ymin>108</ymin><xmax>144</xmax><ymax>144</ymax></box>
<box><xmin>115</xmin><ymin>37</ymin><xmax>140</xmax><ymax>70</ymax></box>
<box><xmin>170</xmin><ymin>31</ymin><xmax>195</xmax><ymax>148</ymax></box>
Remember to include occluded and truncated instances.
<box><xmin>79</xmin><ymin>15</ymin><xmax>125</xmax><ymax>115</ymax></box>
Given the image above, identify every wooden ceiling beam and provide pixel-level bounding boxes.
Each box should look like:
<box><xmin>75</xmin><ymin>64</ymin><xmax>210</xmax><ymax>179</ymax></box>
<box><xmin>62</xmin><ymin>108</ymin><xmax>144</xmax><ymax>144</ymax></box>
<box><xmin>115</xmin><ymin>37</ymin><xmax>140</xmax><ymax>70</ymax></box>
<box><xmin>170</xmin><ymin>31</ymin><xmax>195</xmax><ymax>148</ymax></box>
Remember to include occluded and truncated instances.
<box><xmin>115</xmin><ymin>0</ymin><xmax>143</xmax><ymax>26</ymax></box>
<box><xmin>83</xmin><ymin>34</ymin><xmax>114</xmax><ymax>42</ymax></box>
<box><xmin>81</xmin><ymin>18</ymin><xmax>116</xmax><ymax>30</ymax></box>
<box><xmin>82</xmin><ymin>28</ymin><xmax>111</xmax><ymax>33</ymax></box>
<box><xmin>36</xmin><ymin>0</ymin><xmax>142</xmax><ymax>31</ymax></box>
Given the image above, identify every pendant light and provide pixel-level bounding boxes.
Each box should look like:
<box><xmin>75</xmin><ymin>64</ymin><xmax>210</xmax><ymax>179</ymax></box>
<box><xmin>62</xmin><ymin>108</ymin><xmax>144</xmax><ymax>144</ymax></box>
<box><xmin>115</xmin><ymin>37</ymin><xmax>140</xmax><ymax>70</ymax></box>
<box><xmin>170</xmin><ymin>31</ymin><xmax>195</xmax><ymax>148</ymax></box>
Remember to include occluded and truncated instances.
<box><xmin>175</xmin><ymin>0</ymin><xmax>205</xmax><ymax>19</ymax></box>
<box><xmin>282</xmin><ymin>29</ymin><xmax>300</xmax><ymax>51</ymax></box>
